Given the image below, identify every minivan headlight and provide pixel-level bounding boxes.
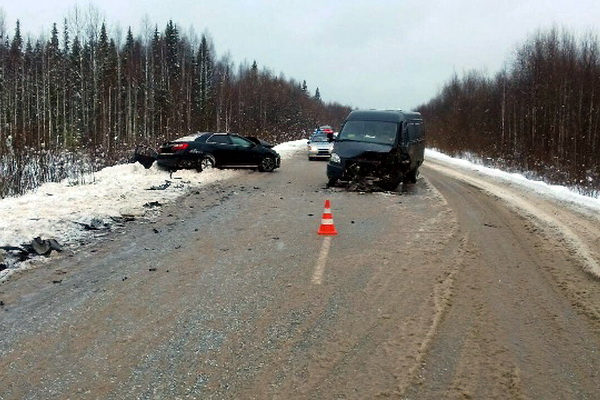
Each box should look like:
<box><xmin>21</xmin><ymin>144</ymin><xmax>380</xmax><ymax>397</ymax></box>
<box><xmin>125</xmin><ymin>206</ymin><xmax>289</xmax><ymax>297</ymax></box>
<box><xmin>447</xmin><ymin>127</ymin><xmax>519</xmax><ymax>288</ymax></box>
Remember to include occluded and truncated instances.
<box><xmin>330</xmin><ymin>152</ymin><xmax>341</xmax><ymax>163</ymax></box>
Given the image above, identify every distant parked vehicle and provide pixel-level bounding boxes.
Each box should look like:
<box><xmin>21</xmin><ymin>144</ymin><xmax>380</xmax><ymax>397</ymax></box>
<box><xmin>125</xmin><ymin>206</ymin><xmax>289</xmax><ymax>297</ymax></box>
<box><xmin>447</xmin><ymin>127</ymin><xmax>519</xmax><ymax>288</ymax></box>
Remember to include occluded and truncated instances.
<box><xmin>327</xmin><ymin>110</ymin><xmax>425</xmax><ymax>190</ymax></box>
<box><xmin>307</xmin><ymin>132</ymin><xmax>334</xmax><ymax>160</ymax></box>
<box><xmin>156</xmin><ymin>132</ymin><xmax>281</xmax><ymax>172</ymax></box>
<box><xmin>316</xmin><ymin>125</ymin><xmax>335</xmax><ymax>140</ymax></box>
<box><xmin>318</xmin><ymin>125</ymin><xmax>334</xmax><ymax>135</ymax></box>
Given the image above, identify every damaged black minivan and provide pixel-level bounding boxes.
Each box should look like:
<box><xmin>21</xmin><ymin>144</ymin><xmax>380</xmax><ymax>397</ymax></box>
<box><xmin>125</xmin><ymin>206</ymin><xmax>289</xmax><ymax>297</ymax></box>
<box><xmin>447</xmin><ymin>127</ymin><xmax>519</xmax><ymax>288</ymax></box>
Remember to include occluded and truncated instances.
<box><xmin>326</xmin><ymin>110</ymin><xmax>424</xmax><ymax>191</ymax></box>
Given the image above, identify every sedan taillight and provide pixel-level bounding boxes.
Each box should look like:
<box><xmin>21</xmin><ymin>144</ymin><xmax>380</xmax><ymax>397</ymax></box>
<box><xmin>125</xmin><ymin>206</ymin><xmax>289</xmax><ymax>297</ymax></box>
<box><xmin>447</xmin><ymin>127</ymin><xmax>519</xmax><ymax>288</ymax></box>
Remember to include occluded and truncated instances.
<box><xmin>172</xmin><ymin>143</ymin><xmax>189</xmax><ymax>151</ymax></box>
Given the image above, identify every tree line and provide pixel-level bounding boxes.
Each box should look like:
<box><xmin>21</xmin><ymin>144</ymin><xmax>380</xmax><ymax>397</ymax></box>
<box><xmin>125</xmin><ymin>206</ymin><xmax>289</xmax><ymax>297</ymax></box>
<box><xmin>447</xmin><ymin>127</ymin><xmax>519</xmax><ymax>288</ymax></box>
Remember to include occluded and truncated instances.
<box><xmin>418</xmin><ymin>27</ymin><xmax>600</xmax><ymax>197</ymax></box>
<box><xmin>0</xmin><ymin>7</ymin><xmax>351</xmax><ymax>197</ymax></box>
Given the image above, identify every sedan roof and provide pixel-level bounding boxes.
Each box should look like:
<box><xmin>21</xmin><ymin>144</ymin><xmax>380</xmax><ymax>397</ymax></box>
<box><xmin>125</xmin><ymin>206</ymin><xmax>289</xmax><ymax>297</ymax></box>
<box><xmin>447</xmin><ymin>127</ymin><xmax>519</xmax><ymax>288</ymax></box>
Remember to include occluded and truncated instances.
<box><xmin>173</xmin><ymin>132</ymin><xmax>212</xmax><ymax>142</ymax></box>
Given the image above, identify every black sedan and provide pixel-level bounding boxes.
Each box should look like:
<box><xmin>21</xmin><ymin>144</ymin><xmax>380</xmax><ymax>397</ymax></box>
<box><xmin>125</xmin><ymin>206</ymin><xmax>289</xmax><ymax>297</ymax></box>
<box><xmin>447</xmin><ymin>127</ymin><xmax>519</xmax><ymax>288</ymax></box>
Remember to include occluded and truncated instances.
<box><xmin>156</xmin><ymin>132</ymin><xmax>281</xmax><ymax>172</ymax></box>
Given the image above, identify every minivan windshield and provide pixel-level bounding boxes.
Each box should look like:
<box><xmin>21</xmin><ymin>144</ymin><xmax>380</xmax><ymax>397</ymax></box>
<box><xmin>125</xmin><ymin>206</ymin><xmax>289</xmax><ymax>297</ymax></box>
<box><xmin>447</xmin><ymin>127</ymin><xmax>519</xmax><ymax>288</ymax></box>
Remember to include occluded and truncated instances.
<box><xmin>337</xmin><ymin>120</ymin><xmax>398</xmax><ymax>145</ymax></box>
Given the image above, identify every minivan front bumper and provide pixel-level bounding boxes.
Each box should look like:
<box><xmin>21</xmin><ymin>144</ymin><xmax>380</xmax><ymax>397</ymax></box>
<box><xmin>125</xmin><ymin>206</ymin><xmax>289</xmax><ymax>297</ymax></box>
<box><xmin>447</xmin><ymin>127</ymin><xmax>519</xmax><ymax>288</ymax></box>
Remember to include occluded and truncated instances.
<box><xmin>327</xmin><ymin>158</ymin><xmax>389</xmax><ymax>181</ymax></box>
<box><xmin>326</xmin><ymin>161</ymin><xmax>344</xmax><ymax>180</ymax></box>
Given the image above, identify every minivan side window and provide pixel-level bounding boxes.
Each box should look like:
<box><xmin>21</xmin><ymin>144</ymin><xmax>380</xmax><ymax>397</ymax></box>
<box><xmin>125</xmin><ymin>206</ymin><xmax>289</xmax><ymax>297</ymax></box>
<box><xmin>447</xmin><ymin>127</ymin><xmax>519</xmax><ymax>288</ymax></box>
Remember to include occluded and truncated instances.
<box><xmin>407</xmin><ymin>122</ymin><xmax>423</xmax><ymax>142</ymax></box>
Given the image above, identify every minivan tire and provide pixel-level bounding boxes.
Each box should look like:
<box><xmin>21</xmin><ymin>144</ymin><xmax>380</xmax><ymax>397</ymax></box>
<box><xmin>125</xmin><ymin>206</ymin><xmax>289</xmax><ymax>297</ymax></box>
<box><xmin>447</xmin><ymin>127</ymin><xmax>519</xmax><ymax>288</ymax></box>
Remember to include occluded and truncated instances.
<box><xmin>379</xmin><ymin>176</ymin><xmax>401</xmax><ymax>191</ymax></box>
<box><xmin>404</xmin><ymin>168</ymin><xmax>418</xmax><ymax>184</ymax></box>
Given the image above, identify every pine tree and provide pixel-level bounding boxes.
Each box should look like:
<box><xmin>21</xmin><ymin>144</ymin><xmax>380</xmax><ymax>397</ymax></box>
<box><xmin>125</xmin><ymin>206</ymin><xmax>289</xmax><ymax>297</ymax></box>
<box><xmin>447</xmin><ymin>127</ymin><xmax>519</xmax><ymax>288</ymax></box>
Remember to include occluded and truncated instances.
<box><xmin>69</xmin><ymin>34</ymin><xmax>84</xmax><ymax>146</ymax></box>
<box><xmin>122</xmin><ymin>27</ymin><xmax>138</xmax><ymax>141</ymax></box>
<box><xmin>196</xmin><ymin>33</ymin><xmax>214</xmax><ymax>130</ymax></box>
<box><xmin>49</xmin><ymin>23</ymin><xmax>64</xmax><ymax>148</ymax></box>
<box><xmin>8</xmin><ymin>20</ymin><xmax>24</xmax><ymax>148</ymax></box>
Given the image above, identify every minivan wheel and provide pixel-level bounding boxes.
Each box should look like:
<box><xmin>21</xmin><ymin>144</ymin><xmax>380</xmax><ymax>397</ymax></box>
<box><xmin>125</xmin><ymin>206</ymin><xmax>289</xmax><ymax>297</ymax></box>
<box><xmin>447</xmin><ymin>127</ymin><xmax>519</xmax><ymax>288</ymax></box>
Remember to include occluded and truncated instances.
<box><xmin>404</xmin><ymin>168</ymin><xmax>418</xmax><ymax>184</ymax></box>
<box><xmin>258</xmin><ymin>155</ymin><xmax>276</xmax><ymax>172</ymax></box>
<box><xmin>379</xmin><ymin>178</ymin><xmax>401</xmax><ymax>191</ymax></box>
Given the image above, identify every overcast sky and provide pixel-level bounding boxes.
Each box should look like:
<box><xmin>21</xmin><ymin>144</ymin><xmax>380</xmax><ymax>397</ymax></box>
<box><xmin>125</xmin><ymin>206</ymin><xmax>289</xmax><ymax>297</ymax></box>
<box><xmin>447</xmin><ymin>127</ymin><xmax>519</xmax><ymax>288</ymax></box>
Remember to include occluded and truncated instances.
<box><xmin>1</xmin><ymin>1</ymin><xmax>599</xmax><ymax>110</ymax></box>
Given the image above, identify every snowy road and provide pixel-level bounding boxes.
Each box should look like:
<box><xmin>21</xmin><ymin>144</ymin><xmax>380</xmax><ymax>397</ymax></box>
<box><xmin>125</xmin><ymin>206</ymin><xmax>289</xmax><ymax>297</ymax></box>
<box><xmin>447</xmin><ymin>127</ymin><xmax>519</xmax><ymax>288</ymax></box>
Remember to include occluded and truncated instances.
<box><xmin>1</xmin><ymin>148</ymin><xmax>599</xmax><ymax>399</ymax></box>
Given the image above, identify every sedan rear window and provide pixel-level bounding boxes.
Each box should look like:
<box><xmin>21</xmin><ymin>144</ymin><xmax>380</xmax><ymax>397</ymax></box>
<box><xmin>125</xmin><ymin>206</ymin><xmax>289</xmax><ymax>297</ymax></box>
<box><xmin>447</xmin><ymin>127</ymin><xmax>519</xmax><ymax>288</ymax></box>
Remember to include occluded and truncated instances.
<box><xmin>231</xmin><ymin>135</ymin><xmax>254</xmax><ymax>147</ymax></box>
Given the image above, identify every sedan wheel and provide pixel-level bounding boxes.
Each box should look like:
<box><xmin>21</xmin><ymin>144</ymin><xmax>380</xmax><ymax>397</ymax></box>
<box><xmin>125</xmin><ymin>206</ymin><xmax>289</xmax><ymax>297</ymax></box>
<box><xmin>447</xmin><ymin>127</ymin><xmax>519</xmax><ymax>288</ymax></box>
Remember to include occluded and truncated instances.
<box><xmin>200</xmin><ymin>154</ymin><xmax>216</xmax><ymax>171</ymax></box>
<box><xmin>258</xmin><ymin>156</ymin><xmax>276</xmax><ymax>172</ymax></box>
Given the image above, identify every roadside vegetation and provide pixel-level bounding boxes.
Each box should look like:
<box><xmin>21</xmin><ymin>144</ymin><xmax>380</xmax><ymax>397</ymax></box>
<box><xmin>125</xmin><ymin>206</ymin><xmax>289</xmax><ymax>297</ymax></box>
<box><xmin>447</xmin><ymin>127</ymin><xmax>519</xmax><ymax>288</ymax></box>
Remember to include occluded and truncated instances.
<box><xmin>3</xmin><ymin>6</ymin><xmax>598</xmax><ymax>199</ymax></box>
<box><xmin>418</xmin><ymin>26</ymin><xmax>600</xmax><ymax>197</ymax></box>
<box><xmin>0</xmin><ymin>5</ymin><xmax>351</xmax><ymax>198</ymax></box>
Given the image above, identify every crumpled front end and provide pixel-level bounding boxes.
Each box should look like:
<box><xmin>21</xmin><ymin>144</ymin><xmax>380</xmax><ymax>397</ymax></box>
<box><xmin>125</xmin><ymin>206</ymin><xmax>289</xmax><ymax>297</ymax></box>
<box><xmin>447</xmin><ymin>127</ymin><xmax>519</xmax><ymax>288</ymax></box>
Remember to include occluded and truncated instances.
<box><xmin>327</xmin><ymin>142</ymin><xmax>408</xmax><ymax>190</ymax></box>
<box><xmin>344</xmin><ymin>152</ymin><xmax>402</xmax><ymax>185</ymax></box>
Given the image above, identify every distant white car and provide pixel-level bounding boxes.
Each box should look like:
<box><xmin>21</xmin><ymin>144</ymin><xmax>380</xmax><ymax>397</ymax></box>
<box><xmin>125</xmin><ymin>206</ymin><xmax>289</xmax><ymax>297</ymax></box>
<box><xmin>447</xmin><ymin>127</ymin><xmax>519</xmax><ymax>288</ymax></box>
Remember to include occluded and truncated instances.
<box><xmin>307</xmin><ymin>132</ymin><xmax>334</xmax><ymax>160</ymax></box>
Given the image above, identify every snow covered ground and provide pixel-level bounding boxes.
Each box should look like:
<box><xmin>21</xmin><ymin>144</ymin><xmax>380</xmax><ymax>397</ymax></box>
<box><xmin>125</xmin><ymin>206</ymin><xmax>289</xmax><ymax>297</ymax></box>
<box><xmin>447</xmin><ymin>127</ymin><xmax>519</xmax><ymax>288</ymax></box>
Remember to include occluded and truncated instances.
<box><xmin>1</xmin><ymin>140</ymin><xmax>599</xmax><ymax>282</ymax></box>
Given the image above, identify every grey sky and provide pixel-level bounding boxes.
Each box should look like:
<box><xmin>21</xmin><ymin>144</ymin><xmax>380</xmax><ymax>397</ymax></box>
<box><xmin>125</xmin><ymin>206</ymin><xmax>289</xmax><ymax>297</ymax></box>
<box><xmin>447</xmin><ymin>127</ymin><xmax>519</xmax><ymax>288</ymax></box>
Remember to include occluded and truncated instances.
<box><xmin>1</xmin><ymin>0</ymin><xmax>599</xmax><ymax>110</ymax></box>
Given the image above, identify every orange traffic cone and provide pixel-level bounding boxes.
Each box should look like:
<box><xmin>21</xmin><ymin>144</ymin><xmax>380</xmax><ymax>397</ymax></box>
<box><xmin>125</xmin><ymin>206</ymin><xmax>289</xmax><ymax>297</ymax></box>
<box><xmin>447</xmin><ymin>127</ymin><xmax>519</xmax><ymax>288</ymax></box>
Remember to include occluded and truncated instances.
<box><xmin>318</xmin><ymin>199</ymin><xmax>338</xmax><ymax>236</ymax></box>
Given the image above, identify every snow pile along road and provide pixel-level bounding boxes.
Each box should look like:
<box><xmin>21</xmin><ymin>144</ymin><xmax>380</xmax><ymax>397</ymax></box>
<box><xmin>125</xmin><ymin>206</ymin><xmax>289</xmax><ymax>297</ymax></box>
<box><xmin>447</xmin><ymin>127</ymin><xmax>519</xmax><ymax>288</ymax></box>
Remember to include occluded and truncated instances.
<box><xmin>0</xmin><ymin>140</ymin><xmax>307</xmax><ymax>280</ymax></box>
<box><xmin>425</xmin><ymin>149</ymin><xmax>600</xmax><ymax>278</ymax></box>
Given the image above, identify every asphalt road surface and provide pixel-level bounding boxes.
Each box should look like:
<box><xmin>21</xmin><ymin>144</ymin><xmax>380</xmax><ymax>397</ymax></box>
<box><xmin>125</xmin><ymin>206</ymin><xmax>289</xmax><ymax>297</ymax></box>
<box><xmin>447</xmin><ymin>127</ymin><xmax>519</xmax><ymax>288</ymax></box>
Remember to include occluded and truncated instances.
<box><xmin>1</xmin><ymin>149</ymin><xmax>599</xmax><ymax>399</ymax></box>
